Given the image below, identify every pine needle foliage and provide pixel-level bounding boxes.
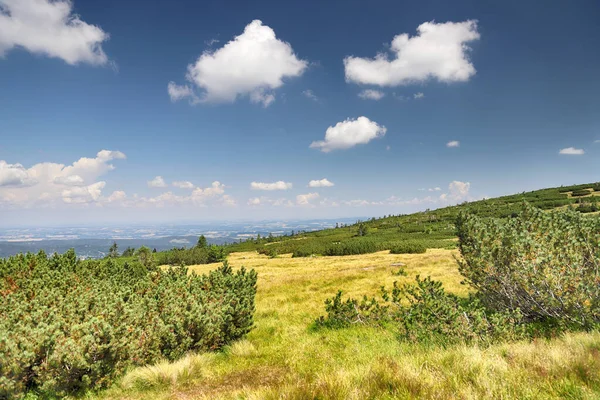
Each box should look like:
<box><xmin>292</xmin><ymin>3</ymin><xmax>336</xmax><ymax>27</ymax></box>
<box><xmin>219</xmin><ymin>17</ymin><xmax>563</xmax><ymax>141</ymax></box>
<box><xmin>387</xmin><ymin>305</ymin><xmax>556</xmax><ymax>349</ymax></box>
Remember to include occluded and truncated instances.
<box><xmin>0</xmin><ymin>251</ymin><xmax>257</xmax><ymax>398</ymax></box>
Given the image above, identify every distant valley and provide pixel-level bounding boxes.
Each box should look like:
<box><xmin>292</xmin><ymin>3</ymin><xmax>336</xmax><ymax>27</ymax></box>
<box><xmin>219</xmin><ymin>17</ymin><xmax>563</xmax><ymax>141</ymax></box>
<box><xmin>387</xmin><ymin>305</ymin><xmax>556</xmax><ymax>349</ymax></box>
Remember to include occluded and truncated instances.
<box><xmin>0</xmin><ymin>218</ymin><xmax>360</xmax><ymax>259</ymax></box>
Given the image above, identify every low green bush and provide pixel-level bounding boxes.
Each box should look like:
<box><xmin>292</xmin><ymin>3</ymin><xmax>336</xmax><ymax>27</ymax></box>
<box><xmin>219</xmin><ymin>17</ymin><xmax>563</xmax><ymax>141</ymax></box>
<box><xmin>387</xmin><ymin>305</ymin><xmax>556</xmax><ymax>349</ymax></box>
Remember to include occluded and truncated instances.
<box><xmin>456</xmin><ymin>203</ymin><xmax>600</xmax><ymax>328</ymax></box>
<box><xmin>155</xmin><ymin>244</ymin><xmax>225</xmax><ymax>266</ymax></box>
<box><xmin>0</xmin><ymin>251</ymin><xmax>257</xmax><ymax>398</ymax></box>
<box><xmin>576</xmin><ymin>203</ymin><xmax>599</xmax><ymax>213</ymax></box>
<box><xmin>315</xmin><ymin>276</ymin><xmax>523</xmax><ymax>344</ymax></box>
<box><xmin>315</xmin><ymin>291</ymin><xmax>389</xmax><ymax>329</ymax></box>
<box><xmin>571</xmin><ymin>189</ymin><xmax>592</xmax><ymax>197</ymax></box>
<box><xmin>389</xmin><ymin>241</ymin><xmax>426</xmax><ymax>254</ymax></box>
<box><xmin>395</xmin><ymin>276</ymin><xmax>523</xmax><ymax>344</ymax></box>
<box><xmin>322</xmin><ymin>239</ymin><xmax>379</xmax><ymax>256</ymax></box>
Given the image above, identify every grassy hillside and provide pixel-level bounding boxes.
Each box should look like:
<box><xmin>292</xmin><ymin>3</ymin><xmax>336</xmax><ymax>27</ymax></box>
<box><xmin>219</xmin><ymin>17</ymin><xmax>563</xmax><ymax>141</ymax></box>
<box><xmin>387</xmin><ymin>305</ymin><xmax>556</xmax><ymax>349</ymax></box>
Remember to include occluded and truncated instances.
<box><xmin>96</xmin><ymin>250</ymin><xmax>600</xmax><ymax>399</ymax></box>
<box><xmin>6</xmin><ymin>181</ymin><xmax>599</xmax><ymax>399</ymax></box>
<box><xmin>223</xmin><ymin>181</ymin><xmax>600</xmax><ymax>257</ymax></box>
<box><xmin>90</xmin><ymin>182</ymin><xmax>600</xmax><ymax>400</ymax></box>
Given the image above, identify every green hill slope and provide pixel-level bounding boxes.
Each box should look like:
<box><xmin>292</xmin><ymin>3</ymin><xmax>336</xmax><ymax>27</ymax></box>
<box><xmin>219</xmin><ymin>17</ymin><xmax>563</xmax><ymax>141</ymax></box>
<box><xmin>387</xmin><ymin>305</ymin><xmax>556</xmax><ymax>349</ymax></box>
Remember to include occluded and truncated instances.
<box><xmin>224</xmin><ymin>181</ymin><xmax>600</xmax><ymax>257</ymax></box>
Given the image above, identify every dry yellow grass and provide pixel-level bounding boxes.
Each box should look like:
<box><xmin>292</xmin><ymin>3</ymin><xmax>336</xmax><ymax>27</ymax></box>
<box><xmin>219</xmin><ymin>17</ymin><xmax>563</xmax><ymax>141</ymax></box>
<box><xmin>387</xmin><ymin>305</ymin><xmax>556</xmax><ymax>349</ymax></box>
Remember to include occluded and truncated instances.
<box><xmin>96</xmin><ymin>250</ymin><xmax>600</xmax><ymax>400</ymax></box>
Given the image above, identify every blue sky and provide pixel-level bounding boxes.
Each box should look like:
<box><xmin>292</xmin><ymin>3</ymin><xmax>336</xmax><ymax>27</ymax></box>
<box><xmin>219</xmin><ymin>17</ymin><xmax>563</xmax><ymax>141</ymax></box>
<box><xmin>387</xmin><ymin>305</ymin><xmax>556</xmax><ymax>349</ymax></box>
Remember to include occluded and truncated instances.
<box><xmin>0</xmin><ymin>0</ymin><xmax>599</xmax><ymax>226</ymax></box>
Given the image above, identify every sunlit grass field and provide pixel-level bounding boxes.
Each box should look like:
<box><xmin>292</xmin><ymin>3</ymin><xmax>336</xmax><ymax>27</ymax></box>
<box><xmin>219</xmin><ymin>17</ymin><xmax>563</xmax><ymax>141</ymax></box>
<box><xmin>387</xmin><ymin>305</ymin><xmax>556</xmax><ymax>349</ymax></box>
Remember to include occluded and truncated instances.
<box><xmin>96</xmin><ymin>250</ymin><xmax>600</xmax><ymax>399</ymax></box>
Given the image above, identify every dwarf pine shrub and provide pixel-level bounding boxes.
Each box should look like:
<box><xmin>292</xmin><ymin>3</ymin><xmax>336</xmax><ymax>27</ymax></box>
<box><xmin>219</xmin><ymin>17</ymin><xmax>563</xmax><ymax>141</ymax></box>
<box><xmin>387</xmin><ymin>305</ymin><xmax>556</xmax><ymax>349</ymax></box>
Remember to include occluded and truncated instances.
<box><xmin>315</xmin><ymin>276</ymin><xmax>523</xmax><ymax>344</ymax></box>
<box><xmin>389</xmin><ymin>241</ymin><xmax>427</xmax><ymax>254</ymax></box>
<box><xmin>456</xmin><ymin>203</ymin><xmax>600</xmax><ymax>328</ymax></box>
<box><xmin>155</xmin><ymin>244</ymin><xmax>226</xmax><ymax>266</ymax></box>
<box><xmin>394</xmin><ymin>276</ymin><xmax>523</xmax><ymax>344</ymax></box>
<box><xmin>0</xmin><ymin>250</ymin><xmax>257</xmax><ymax>398</ymax></box>
<box><xmin>315</xmin><ymin>291</ymin><xmax>390</xmax><ymax>329</ymax></box>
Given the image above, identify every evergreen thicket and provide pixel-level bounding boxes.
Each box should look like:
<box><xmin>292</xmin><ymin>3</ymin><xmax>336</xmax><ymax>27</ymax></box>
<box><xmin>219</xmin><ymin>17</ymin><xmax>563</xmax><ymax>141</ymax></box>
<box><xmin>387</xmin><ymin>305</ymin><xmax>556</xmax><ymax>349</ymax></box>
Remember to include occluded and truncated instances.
<box><xmin>316</xmin><ymin>204</ymin><xmax>600</xmax><ymax>343</ymax></box>
<box><xmin>0</xmin><ymin>251</ymin><xmax>257</xmax><ymax>397</ymax></box>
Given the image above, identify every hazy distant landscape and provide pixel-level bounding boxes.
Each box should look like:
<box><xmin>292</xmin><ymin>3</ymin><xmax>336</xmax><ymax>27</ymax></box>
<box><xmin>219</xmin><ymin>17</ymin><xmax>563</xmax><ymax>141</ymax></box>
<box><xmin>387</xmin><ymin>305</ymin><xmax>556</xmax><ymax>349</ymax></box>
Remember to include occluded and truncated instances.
<box><xmin>0</xmin><ymin>218</ymin><xmax>358</xmax><ymax>258</ymax></box>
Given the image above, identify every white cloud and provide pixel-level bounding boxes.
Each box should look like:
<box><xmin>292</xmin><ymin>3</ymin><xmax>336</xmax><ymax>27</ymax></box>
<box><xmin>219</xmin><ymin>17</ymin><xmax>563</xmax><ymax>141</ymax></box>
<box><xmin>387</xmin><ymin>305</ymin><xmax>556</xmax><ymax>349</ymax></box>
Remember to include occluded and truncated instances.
<box><xmin>319</xmin><ymin>198</ymin><xmax>340</xmax><ymax>207</ymax></box>
<box><xmin>342</xmin><ymin>199</ymin><xmax>372</xmax><ymax>207</ymax></box>
<box><xmin>0</xmin><ymin>0</ymin><xmax>109</xmax><ymax>65</ymax></box>
<box><xmin>0</xmin><ymin>152</ymin><xmax>239</xmax><ymax>212</ymax></box>
<box><xmin>310</xmin><ymin>116</ymin><xmax>387</xmax><ymax>153</ymax></box>
<box><xmin>247</xmin><ymin>196</ymin><xmax>294</xmax><ymax>207</ymax></box>
<box><xmin>0</xmin><ymin>161</ymin><xmax>36</xmax><ymax>187</ymax></box>
<box><xmin>358</xmin><ymin>89</ymin><xmax>385</xmax><ymax>100</ymax></box>
<box><xmin>249</xmin><ymin>88</ymin><xmax>275</xmax><ymax>107</ymax></box>
<box><xmin>0</xmin><ymin>150</ymin><xmax>125</xmax><ymax>207</ymax></box>
<box><xmin>308</xmin><ymin>178</ymin><xmax>334</xmax><ymax>188</ymax></box>
<box><xmin>442</xmin><ymin>181</ymin><xmax>471</xmax><ymax>202</ymax></box>
<box><xmin>250</xmin><ymin>181</ymin><xmax>292</xmax><ymax>191</ymax></box>
<box><xmin>220</xmin><ymin>194</ymin><xmax>236</xmax><ymax>207</ymax></box>
<box><xmin>302</xmin><ymin>89</ymin><xmax>319</xmax><ymax>101</ymax></box>
<box><xmin>62</xmin><ymin>181</ymin><xmax>105</xmax><ymax>204</ymax></box>
<box><xmin>447</xmin><ymin>140</ymin><xmax>460</xmax><ymax>148</ymax></box>
<box><xmin>428</xmin><ymin>187</ymin><xmax>442</xmax><ymax>192</ymax></box>
<box><xmin>148</xmin><ymin>176</ymin><xmax>167</xmax><ymax>188</ymax></box>
<box><xmin>559</xmin><ymin>147</ymin><xmax>585</xmax><ymax>155</ymax></box>
<box><xmin>136</xmin><ymin>181</ymin><xmax>231</xmax><ymax>208</ymax></box>
<box><xmin>247</xmin><ymin>197</ymin><xmax>262</xmax><ymax>206</ymax></box>
<box><xmin>296</xmin><ymin>192</ymin><xmax>319</xmax><ymax>206</ymax></box>
<box><xmin>414</xmin><ymin>92</ymin><xmax>425</xmax><ymax>99</ymax></box>
<box><xmin>191</xmin><ymin>181</ymin><xmax>226</xmax><ymax>203</ymax></box>
<box><xmin>172</xmin><ymin>181</ymin><xmax>194</xmax><ymax>189</ymax></box>
<box><xmin>106</xmin><ymin>190</ymin><xmax>126</xmax><ymax>203</ymax></box>
<box><xmin>175</xmin><ymin>20</ymin><xmax>307</xmax><ymax>106</ymax></box>
<box><xmin>53</xmin><ymin>175</ymin><xmax>84</xmax><ymax>186</ymax></box>
<box><xmin>167</xmin><ymin>82</ymin><xmax>199</xmax><ymax>104</ymax></box>
<box><xmin>344</xmin><ymin>20</ymin><xmax>479</xmax><ymax>86</ymax></box>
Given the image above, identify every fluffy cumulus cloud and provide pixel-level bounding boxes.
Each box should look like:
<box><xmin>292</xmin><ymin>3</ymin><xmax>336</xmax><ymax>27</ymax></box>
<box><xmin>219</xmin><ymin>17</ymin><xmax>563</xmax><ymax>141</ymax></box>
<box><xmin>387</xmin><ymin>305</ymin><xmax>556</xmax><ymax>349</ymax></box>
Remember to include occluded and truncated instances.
<box><xmin>447</xmin><ymin>140</ymin><xmax>460</xmax><ymax>148</ymax></box>
<box><xmin>0</xmin><ymin>161</ymin><xmax>36</xmax><ymax>187</ymax></box>
<box><xmin>133</xmin><ymin>182</ymin><xmax>233</xmax><ymax>208</ymax></box>
<box><xmin>310</xmin><ymin>116</ymin><xmax>387</xmax><ymax>153</ymax></box>
<box><xmin>171</xmin><ymin>20</ymin><xmax>307</xmax><ymax>106</ymax></box>
<box><xmin>440</xmin><ymin>181</ymin><xmax>471</xmax><ymax>202</ymax></box>
<box><xmin>147</xmin><ymin>176</ymin><xmax>167</xmax><ymax>188</ymax></box>
<box><xmin>414</xmin><ymin>92</ymin><xmax>425</xmax><ymax>99</ymax></box>
<box><xmin>106</xmin><ymin>190</ymin><xmax>126</xmax><ymax>203</ymax></box>
<box><xmin>559</xmin><ymin>147</ymin><xmax>585</xmax><ymax>155</ymax></box>
<box><xmin>191</xmin><ymin>181</ymin><xmax>226</xmax><ymax>203</ymax></box>
<box><xmin>247</xmin><ymin>197</ymin><xmax>262</xmax><ymax>206</ymax></box>
<box><xmin>0</xmin><ymin>150</ymin><xmax>125</xmax><ymax>207</ymax></box>
<box><xmin>308</xmin><ymin>178</ymin><xmax>334</xmax><ymax>188</ymax></box>
<box><xmin>358</xmin><ymin>89</ymin><xmax>385</xmax><ymax>100</ymax></box>
<box><xmin>172</xmin><ymin>181</ymin><xmax>194</xmax><ymax>189</ymax></box>
<box><xmin>296</xmin><ymin>192</ymin><xmax>319</xmax><ymax>206</ymax></box>
<box><xmin>62</xmin><ymin>182</ymin><xmax>105</xmax><ymax>204</ymax></box>
<box><xmin>250</xmin><ymin>181</ymin><xmax>292</xmax><ymax>191</ymax></box>
<box><xmin>167</xmin><ymin>82</ymin><xmax>199</xmax><ymax>104</ymax></box>
<box><xmin>344</xmin><ymin>20</ymin><xmax>479</xmax><ymax>86</ymax></box>
<box><xmin>0</xmin><ymin>152</ymin><xmax>239</xmax><ymax>211</ymax></box>
<box><xmin>0</xmin><ymin>0</ymin><xmax>109</xmax><ymax>65</ymax></box>
<box><xmin>247</xmin><ymin>196</ymin><xmax>294</xmax><ymax>207</ymax></box>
